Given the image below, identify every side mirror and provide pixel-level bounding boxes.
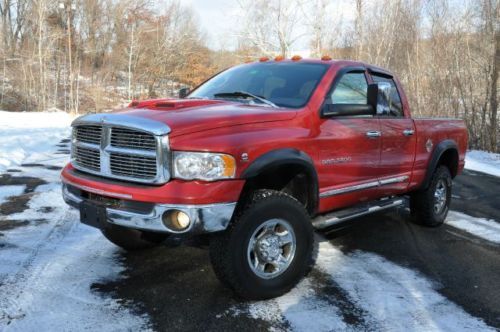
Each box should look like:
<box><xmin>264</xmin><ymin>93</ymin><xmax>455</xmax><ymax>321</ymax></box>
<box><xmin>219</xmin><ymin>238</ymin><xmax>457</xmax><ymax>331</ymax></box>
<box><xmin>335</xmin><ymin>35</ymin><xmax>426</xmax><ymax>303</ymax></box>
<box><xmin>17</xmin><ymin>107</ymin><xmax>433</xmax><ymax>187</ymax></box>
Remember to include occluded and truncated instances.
<box><xmin>368</xmin><ymin>82</ymin><xmax>392</xmax><ymax>115</ymax></box>
<box><xmin>178</xmin><ymin>87</ymin><xmax>190</xmax><ymax>99</ymax></box>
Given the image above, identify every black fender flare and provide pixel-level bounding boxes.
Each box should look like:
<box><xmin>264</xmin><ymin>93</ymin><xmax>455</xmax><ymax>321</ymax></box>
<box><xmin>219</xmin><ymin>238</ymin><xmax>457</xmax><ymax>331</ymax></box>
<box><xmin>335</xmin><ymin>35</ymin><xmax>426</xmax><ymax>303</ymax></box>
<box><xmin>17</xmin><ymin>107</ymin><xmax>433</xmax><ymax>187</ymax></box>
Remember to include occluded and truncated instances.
<box><xmin>421</xmin><ymin>139</ymin><xmax>459</xmax><ymax>189</ymax></box>
<box><xmin>241</xmin><ymin>148</ymin><xmax>319</xmax><ymax>214</ymax></box>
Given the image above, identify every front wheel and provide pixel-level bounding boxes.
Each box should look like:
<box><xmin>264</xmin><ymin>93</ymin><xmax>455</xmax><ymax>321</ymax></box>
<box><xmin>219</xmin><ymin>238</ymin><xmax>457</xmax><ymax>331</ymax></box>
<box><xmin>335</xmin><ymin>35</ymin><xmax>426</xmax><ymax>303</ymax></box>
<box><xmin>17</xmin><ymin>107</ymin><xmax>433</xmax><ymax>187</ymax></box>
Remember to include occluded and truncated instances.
<box><xmin>209</xmin><ymin>190</ymin><xmax>314</xmax><ymax>300</ymax></box>
<box><xmin>410</xmin><ymin>166</ymin><xmax>452</xmax><ymax>227</ymax></box>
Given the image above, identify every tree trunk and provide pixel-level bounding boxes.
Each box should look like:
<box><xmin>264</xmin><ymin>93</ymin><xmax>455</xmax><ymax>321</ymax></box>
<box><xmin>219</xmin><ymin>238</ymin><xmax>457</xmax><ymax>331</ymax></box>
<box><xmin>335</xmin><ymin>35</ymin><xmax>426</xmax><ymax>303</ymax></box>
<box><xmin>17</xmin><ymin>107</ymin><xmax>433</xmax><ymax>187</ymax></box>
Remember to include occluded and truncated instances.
<box><xmin>489</xmin><ymin>31</ymin><xmax>499</xmax><ymax>152</ymax></box>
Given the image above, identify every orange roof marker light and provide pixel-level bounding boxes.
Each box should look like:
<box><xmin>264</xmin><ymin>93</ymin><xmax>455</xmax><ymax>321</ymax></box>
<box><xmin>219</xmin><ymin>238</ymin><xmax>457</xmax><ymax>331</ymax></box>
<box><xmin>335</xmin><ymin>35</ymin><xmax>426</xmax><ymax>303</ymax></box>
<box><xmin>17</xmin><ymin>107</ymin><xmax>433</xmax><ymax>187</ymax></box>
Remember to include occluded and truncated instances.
<box><xmin>259</xmin><ymin>56</ymin><xmax>270</xmax><ymax>62</ymax></box>
<box><xmin>274</xmin><ymin>55</ymin><xmax>285</xmax><ymax>61</ymax></box>
<box><xmin>321</xmin><ymin>55</ymin><xmax>332</xmax><ymax>61</ymax></box>
<box><xmin>291</xmin><ymin>55</ymin><xmax>302</xmax><ymax>61</ymax></box>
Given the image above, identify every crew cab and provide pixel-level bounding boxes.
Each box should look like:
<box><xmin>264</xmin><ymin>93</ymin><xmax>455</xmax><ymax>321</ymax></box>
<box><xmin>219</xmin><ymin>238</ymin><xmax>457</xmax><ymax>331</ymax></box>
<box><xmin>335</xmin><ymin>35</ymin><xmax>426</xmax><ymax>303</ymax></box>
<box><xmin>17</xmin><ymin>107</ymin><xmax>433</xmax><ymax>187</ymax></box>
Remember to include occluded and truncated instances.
<box><xmin>61</xmin><ymin>58</ymin><xmax>467</xmax><ymax>300</ymax></box>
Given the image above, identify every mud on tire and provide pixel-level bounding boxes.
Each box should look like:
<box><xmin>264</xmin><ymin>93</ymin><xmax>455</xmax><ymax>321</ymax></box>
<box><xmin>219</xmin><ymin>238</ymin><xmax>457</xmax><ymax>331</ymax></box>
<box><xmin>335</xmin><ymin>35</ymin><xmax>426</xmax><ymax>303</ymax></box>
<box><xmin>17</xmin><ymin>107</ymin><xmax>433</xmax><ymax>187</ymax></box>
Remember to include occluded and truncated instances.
<box><xmin>209</xmin><ymin>189</ymin><xmax>315</xmax><ymax>300</ymax></box>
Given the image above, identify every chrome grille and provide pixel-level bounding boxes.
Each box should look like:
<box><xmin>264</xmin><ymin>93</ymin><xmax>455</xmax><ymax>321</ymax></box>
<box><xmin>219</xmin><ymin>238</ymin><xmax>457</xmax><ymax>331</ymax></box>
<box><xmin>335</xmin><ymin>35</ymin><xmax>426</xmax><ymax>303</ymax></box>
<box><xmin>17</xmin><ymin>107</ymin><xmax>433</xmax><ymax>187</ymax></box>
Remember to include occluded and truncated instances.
<box><xmin>110</xmin><ymin>153</ymin><xmax>157</xmax><ymax>179</ymax></box>
<box><xmin>111</xmin><ymin>127</ymin><xmax>156</xmax><ymax>151</ymax></box>
<box><xmin>75</xmin><ymin>125</ymin><xmax>102</xmax><ymax>145</ymax></box>
<box><xmin>70</xmin><ymin>114</ymin><xmax>170</xmax><ymax>184</ymax></box>
<box><xmin>74</xmin><ymin>146</ymin><xmax>100</xmax><ymax>171</ymax></box>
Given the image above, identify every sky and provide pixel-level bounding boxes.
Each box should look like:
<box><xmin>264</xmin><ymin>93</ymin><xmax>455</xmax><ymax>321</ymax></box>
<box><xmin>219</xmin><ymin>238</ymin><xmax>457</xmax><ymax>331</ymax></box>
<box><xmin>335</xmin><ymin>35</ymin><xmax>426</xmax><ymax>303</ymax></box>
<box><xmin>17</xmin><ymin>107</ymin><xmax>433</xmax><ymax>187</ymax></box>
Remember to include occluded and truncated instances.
<box><xmin>183</xmin><ymin>0</ymin><xmax>240</xmax><ymax>50</ymax></box>
<box><xmin>183</xmin><ymin>0</ymin><xmax>358</xmax><ymax>51</ymax></box>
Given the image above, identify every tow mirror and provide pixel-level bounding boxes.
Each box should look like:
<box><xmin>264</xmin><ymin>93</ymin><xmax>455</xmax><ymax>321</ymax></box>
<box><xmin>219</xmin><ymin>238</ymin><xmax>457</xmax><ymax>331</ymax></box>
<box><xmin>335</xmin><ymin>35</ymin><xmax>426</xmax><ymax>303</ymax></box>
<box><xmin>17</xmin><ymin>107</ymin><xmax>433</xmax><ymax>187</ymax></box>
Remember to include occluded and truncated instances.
<box><xmin>368</xmin><ymin>82</ymin><xmax>392</xmax><ymax>115</ymax></box>
<box><xmin>178</xmin><ymin>87</ymin><xmax>190</xmax><ymax>99</ymax></box>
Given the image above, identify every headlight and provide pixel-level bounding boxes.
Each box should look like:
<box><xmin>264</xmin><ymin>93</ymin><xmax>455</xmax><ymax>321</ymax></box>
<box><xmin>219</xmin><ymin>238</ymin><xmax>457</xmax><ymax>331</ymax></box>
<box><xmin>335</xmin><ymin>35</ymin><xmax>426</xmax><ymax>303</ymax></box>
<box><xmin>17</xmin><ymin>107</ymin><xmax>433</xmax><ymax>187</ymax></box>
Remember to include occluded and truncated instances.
<box><xmin>172</xmin><ymin>152</ymin><xmax>236</xmax><ymax>181</ymax></box>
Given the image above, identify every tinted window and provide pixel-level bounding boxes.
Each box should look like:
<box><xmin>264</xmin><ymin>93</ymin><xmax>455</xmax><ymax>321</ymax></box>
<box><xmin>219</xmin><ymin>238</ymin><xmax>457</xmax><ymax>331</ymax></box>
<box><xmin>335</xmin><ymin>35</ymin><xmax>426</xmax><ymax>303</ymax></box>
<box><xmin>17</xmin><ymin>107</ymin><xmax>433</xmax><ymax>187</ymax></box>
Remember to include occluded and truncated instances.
<box><xmin>371</xmin><ymin>75</ymin><xmax>403</xmax><ymax>117</ymax></box>
<box><xmin>330</xmin><ymin>72</ymin><xmax>368</xmax><ymax>104</ymax></box>
<box><xmin>189</xmin><ymin>62</ymin><xmax>329</xmax><ymax>108</ymax></box>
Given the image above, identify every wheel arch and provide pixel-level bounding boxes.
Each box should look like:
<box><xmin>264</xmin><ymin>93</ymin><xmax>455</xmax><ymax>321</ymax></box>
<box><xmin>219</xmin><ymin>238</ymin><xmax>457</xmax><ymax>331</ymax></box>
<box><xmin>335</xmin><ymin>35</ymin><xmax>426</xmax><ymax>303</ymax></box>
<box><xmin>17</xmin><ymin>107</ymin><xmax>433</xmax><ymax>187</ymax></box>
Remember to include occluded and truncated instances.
<box><xmin>421</xmin><ymin>139</ymin><xmax>459</xmax><ymax>190</ymax></box>
<box><xmin>240</xmin><ymin>148</ymin><xmax>319</xmax><ymax>215</ymax></box>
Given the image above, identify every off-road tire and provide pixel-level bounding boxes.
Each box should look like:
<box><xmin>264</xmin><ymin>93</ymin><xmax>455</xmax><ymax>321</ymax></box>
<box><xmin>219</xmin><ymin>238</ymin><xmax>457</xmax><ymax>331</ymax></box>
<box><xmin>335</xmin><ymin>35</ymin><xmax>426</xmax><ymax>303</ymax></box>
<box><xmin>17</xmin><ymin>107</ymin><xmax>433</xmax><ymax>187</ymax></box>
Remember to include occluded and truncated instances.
<box><xmin>101</xmin><ymin>223</ymin><xmax>168</xmax><ymax>250</ymax></box>
<box><xmin>410</xmin><ymin>166</ymin><xmax>452</xmax><ymax>227</ymax></box>
<box><xmin>209</xmin><ymin>189</ymin><xmax>315</xmax><ymax>300</ymax></box>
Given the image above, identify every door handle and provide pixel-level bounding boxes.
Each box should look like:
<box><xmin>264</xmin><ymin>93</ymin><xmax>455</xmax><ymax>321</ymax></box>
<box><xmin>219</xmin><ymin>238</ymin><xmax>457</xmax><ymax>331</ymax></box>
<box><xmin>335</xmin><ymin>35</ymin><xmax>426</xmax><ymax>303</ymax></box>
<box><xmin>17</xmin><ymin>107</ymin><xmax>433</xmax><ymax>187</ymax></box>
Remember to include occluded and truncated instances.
<box><xmin>403</xmin><ymin>129</ymin><xmax>415</xmax><ymax>136</ymax></box>
<box><xmin>366</xmin><ymin>131</ymin><xmax>382</xmax><ymax>138</ymax></box>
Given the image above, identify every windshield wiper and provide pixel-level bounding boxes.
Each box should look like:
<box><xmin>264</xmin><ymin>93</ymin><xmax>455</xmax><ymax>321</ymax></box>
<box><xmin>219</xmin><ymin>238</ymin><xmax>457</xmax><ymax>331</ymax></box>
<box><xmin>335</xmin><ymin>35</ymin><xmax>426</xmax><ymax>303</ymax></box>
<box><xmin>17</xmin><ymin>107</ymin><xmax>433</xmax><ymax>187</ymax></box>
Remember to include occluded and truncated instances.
<box><xmin>213</xmin><ymin>91</ymin><xmax>279</xmax><ymax>108</ymax></box>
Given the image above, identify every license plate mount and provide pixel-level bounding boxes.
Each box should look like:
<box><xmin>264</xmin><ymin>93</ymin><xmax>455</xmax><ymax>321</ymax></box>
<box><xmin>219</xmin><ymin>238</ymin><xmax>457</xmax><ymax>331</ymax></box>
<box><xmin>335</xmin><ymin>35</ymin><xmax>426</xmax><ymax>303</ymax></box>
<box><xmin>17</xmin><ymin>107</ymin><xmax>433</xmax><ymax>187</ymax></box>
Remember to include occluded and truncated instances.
<box><xmin>80</xmin><ymin>201</ymin><xmax>107</xmax><ymax>229</ymax></box>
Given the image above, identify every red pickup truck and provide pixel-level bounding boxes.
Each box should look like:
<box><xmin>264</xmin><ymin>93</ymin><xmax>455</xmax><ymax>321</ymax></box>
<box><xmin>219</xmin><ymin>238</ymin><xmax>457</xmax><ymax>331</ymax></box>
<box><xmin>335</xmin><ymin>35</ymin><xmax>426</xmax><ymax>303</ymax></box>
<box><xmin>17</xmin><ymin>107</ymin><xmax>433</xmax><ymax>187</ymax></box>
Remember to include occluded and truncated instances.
<box><xmin>61</xmin><ymin>58</ymin><xmax>467</xmax><ymax>300</ymax></box>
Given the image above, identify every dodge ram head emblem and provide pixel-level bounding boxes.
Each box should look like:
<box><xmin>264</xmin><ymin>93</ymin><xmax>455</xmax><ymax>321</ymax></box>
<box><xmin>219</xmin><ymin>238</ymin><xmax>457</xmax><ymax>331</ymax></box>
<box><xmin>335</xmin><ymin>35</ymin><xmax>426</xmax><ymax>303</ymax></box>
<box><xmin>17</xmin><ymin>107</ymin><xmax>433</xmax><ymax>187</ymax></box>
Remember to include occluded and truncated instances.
<box><xmin>426</xmin><ymin>139</ymin><xmax>433</xmax><ymax>152</ymax></box>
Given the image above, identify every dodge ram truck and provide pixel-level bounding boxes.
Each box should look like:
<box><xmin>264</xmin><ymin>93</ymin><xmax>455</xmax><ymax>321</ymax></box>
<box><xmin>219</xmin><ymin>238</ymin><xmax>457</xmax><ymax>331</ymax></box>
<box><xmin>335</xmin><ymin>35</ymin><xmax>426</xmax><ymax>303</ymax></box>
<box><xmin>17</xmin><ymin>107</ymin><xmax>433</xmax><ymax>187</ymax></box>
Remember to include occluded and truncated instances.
<box><xmin>61</xmin><ymin>58</ymin><xmax>467</xmax><ymax>300</ymax></box>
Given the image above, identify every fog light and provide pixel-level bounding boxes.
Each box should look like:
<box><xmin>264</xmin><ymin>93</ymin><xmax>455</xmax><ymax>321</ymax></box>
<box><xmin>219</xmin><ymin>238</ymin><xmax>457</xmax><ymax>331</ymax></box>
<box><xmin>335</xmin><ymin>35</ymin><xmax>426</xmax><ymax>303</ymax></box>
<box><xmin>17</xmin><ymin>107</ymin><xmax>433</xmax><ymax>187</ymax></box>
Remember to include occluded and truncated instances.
<box><xmin>162</xmin><ymin>210</ymin><xmax>191</xmax><ymax>231</ymax></box>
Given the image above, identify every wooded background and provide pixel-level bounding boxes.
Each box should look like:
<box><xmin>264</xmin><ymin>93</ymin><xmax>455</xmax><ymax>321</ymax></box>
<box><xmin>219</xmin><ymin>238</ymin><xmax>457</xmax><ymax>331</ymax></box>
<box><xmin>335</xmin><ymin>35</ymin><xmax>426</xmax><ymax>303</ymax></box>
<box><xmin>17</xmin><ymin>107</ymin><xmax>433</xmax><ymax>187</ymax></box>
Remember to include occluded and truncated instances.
<box><xmin>0</xmin><ymin>0</ymin><xmax>498</xmax><ymax>152</ymax></box>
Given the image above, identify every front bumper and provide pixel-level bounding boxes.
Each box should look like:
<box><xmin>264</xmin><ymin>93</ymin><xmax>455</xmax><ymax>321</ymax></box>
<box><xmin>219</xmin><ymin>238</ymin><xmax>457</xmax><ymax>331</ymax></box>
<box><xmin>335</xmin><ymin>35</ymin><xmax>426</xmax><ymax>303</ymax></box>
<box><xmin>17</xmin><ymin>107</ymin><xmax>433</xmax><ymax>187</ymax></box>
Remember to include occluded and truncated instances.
<box><xmin>62</xmin><ymin>183</ymin><xmax>237</xmax><ymax>234</ymax></box>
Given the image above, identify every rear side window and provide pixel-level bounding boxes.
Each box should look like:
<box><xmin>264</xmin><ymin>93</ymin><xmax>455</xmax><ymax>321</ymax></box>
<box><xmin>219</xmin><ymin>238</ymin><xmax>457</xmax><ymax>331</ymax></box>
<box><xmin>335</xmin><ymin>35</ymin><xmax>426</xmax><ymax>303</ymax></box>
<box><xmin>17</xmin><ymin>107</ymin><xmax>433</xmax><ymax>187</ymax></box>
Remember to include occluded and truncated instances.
<box><xmin>371</xmin><ymin>74</ymin><xmax>403</xmax><ymax>117</ymax></box>
<box><xmin>329</xmin><ymin>72</ymin><xmax>368</xmax><ymax>105</ymax></box>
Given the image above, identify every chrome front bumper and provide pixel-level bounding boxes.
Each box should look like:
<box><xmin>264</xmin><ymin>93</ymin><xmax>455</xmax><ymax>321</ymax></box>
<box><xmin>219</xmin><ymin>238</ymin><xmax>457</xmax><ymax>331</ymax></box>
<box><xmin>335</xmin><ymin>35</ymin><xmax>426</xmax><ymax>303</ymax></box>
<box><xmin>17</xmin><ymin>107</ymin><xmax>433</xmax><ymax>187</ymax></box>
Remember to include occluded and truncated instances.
<box><xmin>62</xmin><ymin>184</ymin><xmax>236</xmax><ymax>234</ymax></box>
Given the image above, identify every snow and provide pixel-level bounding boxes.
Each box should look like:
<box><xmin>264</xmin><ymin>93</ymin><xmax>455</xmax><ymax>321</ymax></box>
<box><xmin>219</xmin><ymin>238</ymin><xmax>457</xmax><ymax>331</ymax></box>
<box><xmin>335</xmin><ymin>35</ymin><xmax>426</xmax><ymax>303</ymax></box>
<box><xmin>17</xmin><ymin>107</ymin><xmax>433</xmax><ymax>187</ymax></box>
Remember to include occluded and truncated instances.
<box><xmin>465</xmin><ymin>150</ymin><xmax>500</xmax><ymax>177</ymax></box>
<box><xmin>446</xmin><ymin>211</ymin><xmax>500</xmax><ymax>244</ymax></box>
<box><xmin>0</xmin><ymin>111</ymin><xmax>150</xmax><ymax>330</ymax></box>
<box><xmin>236</xmin><ymin>240</ymin><xmax>494</xmax><ymax>331</ymax></box>
<box><xmin>0</xmin><ymin>111</ymin><xmax>73</xmax><ymax>173</ymax></box>
<box><xmin>0</xmin><ymin>185</ymin><xmax>25</xmax><ymax>205</ymax></box>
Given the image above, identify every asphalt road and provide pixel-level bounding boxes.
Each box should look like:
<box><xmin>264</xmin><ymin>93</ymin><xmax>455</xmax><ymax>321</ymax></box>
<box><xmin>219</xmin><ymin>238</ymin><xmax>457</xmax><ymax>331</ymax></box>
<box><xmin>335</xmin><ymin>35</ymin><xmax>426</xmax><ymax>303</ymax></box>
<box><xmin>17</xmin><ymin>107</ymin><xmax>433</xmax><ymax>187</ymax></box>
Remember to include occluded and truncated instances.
<box><xmin>91</xmin><ymin>169</ymin><xmax>500</xmax><ymax>331</ymax></box>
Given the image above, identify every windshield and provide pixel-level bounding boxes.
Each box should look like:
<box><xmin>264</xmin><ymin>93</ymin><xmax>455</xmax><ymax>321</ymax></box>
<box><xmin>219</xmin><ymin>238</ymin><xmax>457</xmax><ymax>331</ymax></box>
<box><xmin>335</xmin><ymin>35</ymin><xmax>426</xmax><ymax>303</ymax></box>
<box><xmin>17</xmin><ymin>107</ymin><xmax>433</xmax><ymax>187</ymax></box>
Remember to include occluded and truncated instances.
<box><xmin>188</xmin><ymin>62</ymin><xmax>329</xmax><ymax>108</ymax></box>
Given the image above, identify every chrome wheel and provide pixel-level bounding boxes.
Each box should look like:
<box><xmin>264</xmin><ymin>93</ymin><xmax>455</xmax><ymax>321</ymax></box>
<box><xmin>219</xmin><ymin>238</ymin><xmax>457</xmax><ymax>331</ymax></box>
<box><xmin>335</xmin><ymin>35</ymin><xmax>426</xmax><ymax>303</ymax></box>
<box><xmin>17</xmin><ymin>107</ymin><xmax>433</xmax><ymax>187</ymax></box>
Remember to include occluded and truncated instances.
<box><xmin>247</xmin><ymin>219</ymin><xmax>296</xmax><ymax>279</ymax></box>
<box><xmin>434</xmin><ymin>179</ymin><xmax>448</xmax><ymax>214</ymax></box>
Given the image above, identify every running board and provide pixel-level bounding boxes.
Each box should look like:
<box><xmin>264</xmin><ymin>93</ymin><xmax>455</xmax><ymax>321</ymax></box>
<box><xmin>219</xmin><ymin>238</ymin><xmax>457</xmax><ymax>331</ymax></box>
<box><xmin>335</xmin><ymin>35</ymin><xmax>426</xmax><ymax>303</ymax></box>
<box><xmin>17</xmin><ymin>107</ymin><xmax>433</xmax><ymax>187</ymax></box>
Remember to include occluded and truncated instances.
<box><xmin>312</xmin><ymin>197</ymin><xmax>405</xmax><ymax>230</ymax></box>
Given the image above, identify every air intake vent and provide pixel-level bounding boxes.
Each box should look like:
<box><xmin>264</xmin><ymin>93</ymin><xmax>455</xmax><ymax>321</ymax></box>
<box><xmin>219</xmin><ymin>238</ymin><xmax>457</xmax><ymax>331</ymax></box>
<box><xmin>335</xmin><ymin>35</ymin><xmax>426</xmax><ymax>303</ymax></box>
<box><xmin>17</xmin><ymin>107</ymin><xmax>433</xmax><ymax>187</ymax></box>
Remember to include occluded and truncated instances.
<box><xmin>74</xmin><ymin>146</ymin><xmax>100</xmax><ymax>171</ymax></box>
<box><xmin>110</xmin><ymin>127</ymin><xmax>156</xmax><ymax>151</ymax></box>
<box><xmin>75</xmin><ymin>125</ymin><xmax>102</xmax><ymax>145</ymax></box>
<box><xmin>110</xmin><ymin>152</ymin><xmax>157</xmax><ymax>179</ymax></box>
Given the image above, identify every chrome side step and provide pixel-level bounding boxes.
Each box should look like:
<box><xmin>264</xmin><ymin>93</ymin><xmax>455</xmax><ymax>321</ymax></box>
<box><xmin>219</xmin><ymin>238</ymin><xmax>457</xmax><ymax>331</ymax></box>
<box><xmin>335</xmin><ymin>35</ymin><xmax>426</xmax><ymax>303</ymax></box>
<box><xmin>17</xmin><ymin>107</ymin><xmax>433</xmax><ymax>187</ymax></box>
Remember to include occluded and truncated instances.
<box><xmin>312</xmin><ymin>197</ymin><xmax>405</xmax><ymax>230</ymax></box>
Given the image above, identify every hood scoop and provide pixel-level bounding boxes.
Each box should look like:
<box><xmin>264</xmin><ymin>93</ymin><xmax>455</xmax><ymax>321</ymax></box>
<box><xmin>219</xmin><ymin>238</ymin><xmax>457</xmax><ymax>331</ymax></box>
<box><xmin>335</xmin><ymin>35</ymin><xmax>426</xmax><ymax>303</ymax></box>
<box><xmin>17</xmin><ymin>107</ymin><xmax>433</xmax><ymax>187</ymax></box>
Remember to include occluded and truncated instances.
<box><xmin>129</xmin><ymin>98</ymin><xmax>227</xmax><ymax>111</ymax></box>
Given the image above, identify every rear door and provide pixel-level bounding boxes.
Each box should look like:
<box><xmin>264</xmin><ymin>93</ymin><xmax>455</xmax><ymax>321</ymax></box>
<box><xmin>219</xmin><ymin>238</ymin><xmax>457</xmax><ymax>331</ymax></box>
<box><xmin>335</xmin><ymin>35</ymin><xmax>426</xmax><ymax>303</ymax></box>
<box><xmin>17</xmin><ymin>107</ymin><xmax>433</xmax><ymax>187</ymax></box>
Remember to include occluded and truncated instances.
<box><xmin>370</xmin><ymin>72</ymin><xmax>416</xmax><ymax>195</ymax></box>
<box><xmin>317</xmin><ymin>68</ymin><xmax>382</xmax><ymax>213</ymax></box>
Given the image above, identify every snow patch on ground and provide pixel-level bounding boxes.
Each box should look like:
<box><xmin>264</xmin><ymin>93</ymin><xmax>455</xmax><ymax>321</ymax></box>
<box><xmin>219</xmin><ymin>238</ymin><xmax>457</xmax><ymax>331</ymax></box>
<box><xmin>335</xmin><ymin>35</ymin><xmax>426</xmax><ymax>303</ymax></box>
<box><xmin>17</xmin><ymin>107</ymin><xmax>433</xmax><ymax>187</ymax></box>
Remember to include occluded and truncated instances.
<box><xmin>0</xmin><ymin>111</ymin><xmax>73</xmax><ymax>172</ymax></box>
<box><xmin>0</xmin><ymin>111</ymin><xmax>150</xmax><ymax>330</ymax></box>
<box><xmin>447</xmin><ymin>211</ymin><xmax>500</xmax><ymax>244</ymax></box>
<box><xmin>233</xmin><ymin>240</ymin><xmax>494</xmax><ymax>331</ymax></box>
<box><xmin>0</xmin><ymin>185</ymin><xmax>25</xmax><ymax>205</ymax></box>
<box><xmin>465</xmin><ymin>150</ymin><xmax>500</xmax><ymax>177</ymax></box>
<box><xmin>247</xmin><ymin>277</ymin><xmax>348</xmax><ymax>331</ymax></box>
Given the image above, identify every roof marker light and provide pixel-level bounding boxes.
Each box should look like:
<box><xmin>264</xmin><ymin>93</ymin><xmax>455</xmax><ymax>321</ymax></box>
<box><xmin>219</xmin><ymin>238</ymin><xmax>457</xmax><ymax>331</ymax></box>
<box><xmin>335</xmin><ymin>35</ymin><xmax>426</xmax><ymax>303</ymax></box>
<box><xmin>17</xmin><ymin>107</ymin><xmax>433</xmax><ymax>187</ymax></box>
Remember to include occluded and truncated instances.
<box><xmin>259</xmin><ymin>56</ymin><xmax>270</xmax><ymax>62</ymax></box>
<box><xmin>274</xmin><ymin>55</ymin><xmax>285</xmax><ymax>61</ymax></box>
<box><xmin>291</xmin><ymin>55</ymin><xmax>302</xmax><ymax>61</ymax></box>
<box><xmin>321</xmin><ymin>55</ymin><xmax>332</xmax><ymax>61</ymax></box>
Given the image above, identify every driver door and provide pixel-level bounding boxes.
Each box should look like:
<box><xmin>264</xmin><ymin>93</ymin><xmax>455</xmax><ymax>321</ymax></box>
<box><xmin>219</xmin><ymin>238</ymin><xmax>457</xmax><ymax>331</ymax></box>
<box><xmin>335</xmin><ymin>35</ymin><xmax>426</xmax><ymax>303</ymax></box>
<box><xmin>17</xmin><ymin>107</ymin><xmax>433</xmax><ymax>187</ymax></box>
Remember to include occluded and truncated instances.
<box><xmin>317</xmin><ymin>68</ymin><xmax>381</xmax><ymax>213</ymax></box>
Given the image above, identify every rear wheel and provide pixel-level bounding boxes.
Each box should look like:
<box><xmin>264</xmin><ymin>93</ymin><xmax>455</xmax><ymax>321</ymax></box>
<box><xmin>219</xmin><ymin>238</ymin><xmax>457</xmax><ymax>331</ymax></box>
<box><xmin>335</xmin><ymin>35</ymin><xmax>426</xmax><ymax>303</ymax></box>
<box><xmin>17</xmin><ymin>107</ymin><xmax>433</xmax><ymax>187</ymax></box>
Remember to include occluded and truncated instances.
<box><xmin>101</xmin><ymin>223</ymin><xmax>168</xmax><ymax>250</ymax></box>
<box><xmin>410</xmin><ymin>166</ymin><xmax>452</xmax><ymax>227</ymax></box>
<box><xmin>209</xmin><ymin>190</ymin><xmax>314</xmax><ymax>300</ymax></box>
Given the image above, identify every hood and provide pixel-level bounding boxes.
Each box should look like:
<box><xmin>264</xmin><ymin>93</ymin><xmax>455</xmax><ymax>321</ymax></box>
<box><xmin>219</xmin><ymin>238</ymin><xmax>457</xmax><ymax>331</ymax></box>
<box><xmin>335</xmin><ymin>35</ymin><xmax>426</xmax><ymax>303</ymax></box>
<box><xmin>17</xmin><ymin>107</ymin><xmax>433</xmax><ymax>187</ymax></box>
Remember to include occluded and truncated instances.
<box><xmin>115</xmin><ymin>99</ymin><xmax>297</xmax><ymax>137</ymax></box>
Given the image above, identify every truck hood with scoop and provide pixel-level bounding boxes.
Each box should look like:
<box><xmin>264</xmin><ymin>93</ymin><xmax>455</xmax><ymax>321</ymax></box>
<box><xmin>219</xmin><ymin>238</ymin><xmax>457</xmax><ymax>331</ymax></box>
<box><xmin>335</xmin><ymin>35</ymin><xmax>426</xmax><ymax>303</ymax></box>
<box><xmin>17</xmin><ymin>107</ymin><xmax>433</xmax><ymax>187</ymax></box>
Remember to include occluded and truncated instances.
<box><xmin>114</xmin><ymin>99</ymin><xmax>297</xmax><ymax>137</ymax></box>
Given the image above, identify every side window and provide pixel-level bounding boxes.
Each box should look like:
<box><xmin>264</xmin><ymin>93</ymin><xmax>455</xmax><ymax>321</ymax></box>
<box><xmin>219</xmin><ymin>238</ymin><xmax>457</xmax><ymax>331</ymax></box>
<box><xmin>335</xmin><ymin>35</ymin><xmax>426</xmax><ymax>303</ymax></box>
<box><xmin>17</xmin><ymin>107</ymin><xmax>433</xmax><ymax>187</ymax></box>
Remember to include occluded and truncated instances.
<box><xmin>330</xmin><ymin>72</ymin><xmax>368</xmax><ymax>105</ymax></box>
<box><xmin>371</xmin><ymin>75</ymin><xmax>403</xmax><ymax>117</ymax></box>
